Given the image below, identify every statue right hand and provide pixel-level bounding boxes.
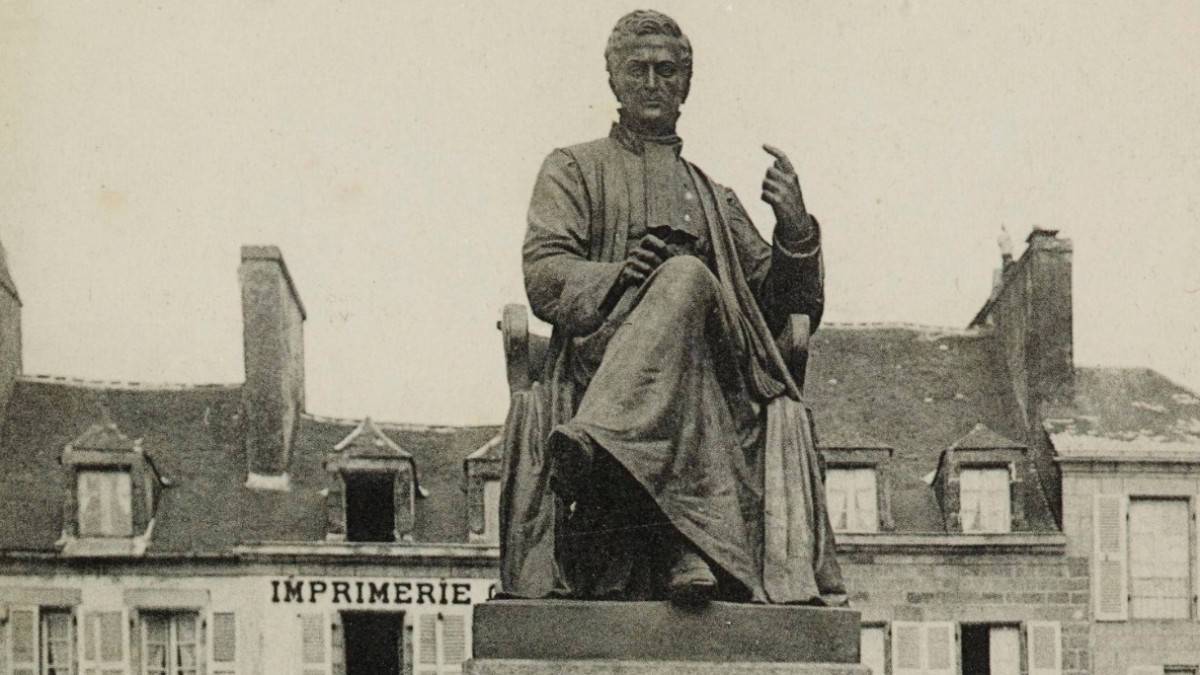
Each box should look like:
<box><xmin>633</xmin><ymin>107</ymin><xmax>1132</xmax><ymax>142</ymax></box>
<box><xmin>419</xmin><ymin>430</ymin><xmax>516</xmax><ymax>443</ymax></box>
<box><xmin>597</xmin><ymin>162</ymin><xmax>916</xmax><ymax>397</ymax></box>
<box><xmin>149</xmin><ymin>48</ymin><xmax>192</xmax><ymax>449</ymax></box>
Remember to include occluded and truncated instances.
<box><xmin>618</xmin><ymin>234</ymin><xmax>669</xmax><ymax>288</ymax></box>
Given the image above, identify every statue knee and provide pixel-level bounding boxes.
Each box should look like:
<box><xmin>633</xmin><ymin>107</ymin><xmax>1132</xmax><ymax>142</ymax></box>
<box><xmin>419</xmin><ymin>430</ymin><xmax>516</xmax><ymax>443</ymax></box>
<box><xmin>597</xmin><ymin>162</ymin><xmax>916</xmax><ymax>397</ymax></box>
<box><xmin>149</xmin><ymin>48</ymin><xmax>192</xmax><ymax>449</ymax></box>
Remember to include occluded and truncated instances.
<box><xmin>644</xmin><ymin>256</ymin><xmax>721</xmax><ymax>309</ymax></box>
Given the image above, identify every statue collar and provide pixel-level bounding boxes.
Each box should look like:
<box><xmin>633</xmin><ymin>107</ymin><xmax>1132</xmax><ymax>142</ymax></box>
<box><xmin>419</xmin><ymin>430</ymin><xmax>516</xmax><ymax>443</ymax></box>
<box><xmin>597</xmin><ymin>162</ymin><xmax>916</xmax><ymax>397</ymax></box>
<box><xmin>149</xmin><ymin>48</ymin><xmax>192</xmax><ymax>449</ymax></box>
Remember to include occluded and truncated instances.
<box><xmin>610</xmin><ymin>119</ymin><xmax>683</xmax><ymax>157</ymax></box>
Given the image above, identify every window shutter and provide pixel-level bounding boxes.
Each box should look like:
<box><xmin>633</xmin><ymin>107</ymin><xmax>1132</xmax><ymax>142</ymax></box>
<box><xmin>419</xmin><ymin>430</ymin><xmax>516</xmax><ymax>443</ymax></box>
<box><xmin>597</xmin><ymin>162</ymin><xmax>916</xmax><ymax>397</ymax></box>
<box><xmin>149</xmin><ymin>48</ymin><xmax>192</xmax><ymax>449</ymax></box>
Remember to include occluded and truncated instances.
<box><xmin>8</xmin><ymin>605</ymin><xmax>38</xmax><ymax>675</ymax></box>
<box><xmin>441</xmin><ymin>613</ymin><xmax>468</xmax><ymax>673</ymax></box>
<box><xmin>210</xmin><ymin>611</ymin><xmax>237</xmax><ymax>675</ymax></box>
<box><xmin>299</xmin><ymin>612</ymin><xmax>330</xmax><ymax>675</ymax></box>
<box><xmin>80</xmin><ymin>610</ymin><xmax>128</xmax><ymax>675</ymax></box>
<box><xmin>329</xmin><ymin>611</ymin><xmax>344</xmax><ymax>675</ymax></box>
<box><xmin>988</xmin><ymin>626</ymin><xmax>1020</xmax><ymax>675</ymax></box>
<box><xmin>891</xmin><ymin>621</ymin><xmax>923</xmax><ymax>675</ymax></box>
<box><xmin>923</xmin><ymin>622</ymin><xmax>956</xmax><ymax>675</ymax></box>
<box><xmin>1127</xmin><ymin>667</ymin><xmax>1164</xmax><ymax>675</ymax></box>
<box><xmin>860</xmin><ymin>626</ymin><xmax>886</xmax><ymax>675</ymax></box>
<box><xmin>1026</xmin><ymin>621</ymin><xmax>1061</xmax><ymax>675</ymax></box>
<box><xmin>415</xmin><ymin>613</ymin><xmax>440</xmax><ymax>675</ymax></box>
<box><xmin>1094</xmin><ymin>493</ymin><xmax>1129</xmax><ymax>620</ymax></box>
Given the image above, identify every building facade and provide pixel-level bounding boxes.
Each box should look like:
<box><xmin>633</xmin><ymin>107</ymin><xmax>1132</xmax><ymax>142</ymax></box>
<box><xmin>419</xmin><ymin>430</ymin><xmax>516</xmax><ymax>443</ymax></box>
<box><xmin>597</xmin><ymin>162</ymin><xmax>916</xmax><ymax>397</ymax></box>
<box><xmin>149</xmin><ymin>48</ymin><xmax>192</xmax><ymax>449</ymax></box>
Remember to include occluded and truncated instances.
<box><xmin>0</xmin><ymin>232</ymin><xmax>1197</xmax><ymax>674</ymax></box>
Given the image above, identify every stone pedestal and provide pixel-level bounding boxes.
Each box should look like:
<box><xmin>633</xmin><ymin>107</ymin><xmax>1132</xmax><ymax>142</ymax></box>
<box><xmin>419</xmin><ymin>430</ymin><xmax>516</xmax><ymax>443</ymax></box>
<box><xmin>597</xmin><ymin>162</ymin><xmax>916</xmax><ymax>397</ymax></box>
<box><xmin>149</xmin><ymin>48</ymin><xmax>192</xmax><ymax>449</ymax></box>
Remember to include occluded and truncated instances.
<box><xmin>465</xmin><ymin>599</ymin><xmax>869</xmax><ymax>675</ymax></box>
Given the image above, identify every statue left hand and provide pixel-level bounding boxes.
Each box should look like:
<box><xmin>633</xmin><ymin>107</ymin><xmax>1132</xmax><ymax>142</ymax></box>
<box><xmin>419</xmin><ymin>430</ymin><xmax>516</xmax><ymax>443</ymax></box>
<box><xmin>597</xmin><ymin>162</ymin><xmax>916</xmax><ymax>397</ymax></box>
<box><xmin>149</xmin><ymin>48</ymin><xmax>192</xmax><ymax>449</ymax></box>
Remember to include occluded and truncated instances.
<box><xmin>761</xmin><ymin>144</ymin><xmax>813</xmax><ymax>241</ymax></box>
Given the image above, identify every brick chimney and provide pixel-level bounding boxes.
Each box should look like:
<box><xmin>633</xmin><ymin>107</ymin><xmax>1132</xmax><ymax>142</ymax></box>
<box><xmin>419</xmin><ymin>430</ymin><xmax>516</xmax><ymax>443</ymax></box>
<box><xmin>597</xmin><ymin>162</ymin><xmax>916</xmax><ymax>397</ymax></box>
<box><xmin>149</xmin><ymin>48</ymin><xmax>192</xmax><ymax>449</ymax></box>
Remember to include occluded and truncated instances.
<box><xmin>240</xmin><ymin>246</ymin><xmax>306</xmax><ymax>490</ymax></box>
<box><xmin>971</xmin><ymin>227</ymin><xmax>1074</xmax><ymax>424</ymax></box>
<box><xmin>0</xmin><ymin>240</ymin><xmax>22</xmax><ymax>429</ymax></box>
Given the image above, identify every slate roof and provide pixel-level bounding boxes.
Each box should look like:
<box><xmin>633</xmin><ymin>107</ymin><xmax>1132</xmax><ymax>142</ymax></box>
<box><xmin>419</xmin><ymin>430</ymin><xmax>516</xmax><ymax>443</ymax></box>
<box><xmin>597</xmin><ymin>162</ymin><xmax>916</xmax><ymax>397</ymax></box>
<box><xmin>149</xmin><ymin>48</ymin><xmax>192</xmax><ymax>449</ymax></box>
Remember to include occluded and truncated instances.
<box><xmin>1043</xmin><ymin>367</ymin><xmax>1200</xmax><ymax>450</ymax></box>
<box><xmin>805</xmin><ymin>324</ymin><xmax>1034</xmax><ymax>532</ymax></box>
<box><xmin>0</xmin><ymin>377</ymin><xmax>499</xmax><ymax>553</ymax></box>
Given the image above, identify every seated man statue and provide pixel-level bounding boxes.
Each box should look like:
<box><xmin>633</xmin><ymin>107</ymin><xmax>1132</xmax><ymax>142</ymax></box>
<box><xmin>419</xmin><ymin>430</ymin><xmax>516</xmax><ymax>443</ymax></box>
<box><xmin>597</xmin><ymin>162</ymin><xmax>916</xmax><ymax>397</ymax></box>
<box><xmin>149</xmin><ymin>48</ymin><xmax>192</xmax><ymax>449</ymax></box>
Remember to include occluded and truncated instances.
<box><xmin>500</xmin><ymin>9</ymin><xmax>846</xmax><ymax>606</ymax></box>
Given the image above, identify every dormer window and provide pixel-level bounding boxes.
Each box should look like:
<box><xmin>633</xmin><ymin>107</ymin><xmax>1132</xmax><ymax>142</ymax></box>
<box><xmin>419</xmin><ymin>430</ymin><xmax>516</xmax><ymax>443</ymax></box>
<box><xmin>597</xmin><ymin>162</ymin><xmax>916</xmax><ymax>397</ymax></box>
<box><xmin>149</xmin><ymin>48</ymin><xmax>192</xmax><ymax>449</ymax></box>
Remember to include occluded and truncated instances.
<box><xmin>934</xmin><ymin>424</ymin><xmax>1027</xmax><ymax>534</ymax></box>
<box><xmin>60</xmin><ymin>421</ymin><xmax>163</xmax><ymax>556</ymax></box>
<box><xmin>345</xmin><ymin>471</ymin><xmax>397</xmax><ymax>543</ymax></box>
<box><xmin>825</xmin><ymin>467</ymin><xmax>878</xmax><ymax>533</ymax></box>
<box><xmin>959</xmin><ymin>466</ymin><xmax>1011</xmax><ymax>533</ymax></box>
<box><xmin>77</xmin><ymin>469</ymin><xmax>133</xmax><ymax>537</ymax></box>
<box><xmin>464</xmin><ymin>434</ymin><xmax>503</xmax><ymax>544</ymax></box>
<box><xmin>324</xmin><ymin>418</ymin><xmax>422</xmax><ymax>544</ymax></box>
<box><xmin>818</xmin><ymin>435</ymin><xmax>893</xmax><ymax>534</ymax></box>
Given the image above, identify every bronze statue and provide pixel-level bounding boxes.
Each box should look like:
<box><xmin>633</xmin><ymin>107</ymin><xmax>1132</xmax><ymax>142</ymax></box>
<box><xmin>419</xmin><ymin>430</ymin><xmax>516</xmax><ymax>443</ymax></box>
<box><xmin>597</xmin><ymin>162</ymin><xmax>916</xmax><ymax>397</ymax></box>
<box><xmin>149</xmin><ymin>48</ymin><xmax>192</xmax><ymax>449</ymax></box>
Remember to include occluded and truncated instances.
<box><xmin>500</xmin><ymin>9</ymin><xmax>846</xmax><ymax>606</ymax></box>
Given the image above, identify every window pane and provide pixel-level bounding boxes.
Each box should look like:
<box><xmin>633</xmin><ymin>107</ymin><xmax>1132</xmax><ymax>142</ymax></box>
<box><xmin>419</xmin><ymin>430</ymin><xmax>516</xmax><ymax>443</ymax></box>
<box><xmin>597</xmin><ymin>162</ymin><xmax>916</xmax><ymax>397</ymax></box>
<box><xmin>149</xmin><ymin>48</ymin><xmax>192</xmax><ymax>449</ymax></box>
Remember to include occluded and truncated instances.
<box><xmin>483</xmin><ymin>480</ymin><xmax>502</xmax><ymax>544</ymax></box>
<box><xmin>78</xmin><ymin>470</ymin><xmax>133</xmax><ymax>537</ymax></box>
<box><xmin>960</xmin><ymin>468</ymin><xmax>1010</xmax><ymax>533</ymax></box>
<box><xmin>1129</xmin><ymin>498</ymin><xmax>1191</xmax><ymax>619</ymax></box>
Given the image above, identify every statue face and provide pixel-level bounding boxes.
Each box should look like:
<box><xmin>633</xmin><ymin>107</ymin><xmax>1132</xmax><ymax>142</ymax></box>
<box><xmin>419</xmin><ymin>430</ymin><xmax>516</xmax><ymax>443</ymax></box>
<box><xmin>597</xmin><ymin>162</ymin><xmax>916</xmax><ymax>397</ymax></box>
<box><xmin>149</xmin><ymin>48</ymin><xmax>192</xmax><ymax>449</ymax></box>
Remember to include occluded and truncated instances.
<box><xmin>608</xmin><ymin>34</ymin><xmax>690</xmax><ymax>132</ymax></box>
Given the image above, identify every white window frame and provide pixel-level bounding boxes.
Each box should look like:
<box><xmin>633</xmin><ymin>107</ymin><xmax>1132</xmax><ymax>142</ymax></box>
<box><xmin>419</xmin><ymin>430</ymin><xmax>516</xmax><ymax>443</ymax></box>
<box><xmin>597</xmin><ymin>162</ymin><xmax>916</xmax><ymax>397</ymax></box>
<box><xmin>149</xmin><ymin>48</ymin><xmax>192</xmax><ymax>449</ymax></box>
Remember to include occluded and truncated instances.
<box><xmin>825</xmin><ymin>466</ymin><xmax>879</xmax><ymax>533</ymax></box>
<box><xmin>77</xmin><ymin>468</ymin><xmax>134</xmax><ymax>538</ymax></box>
<box><xmin>959</xmin><ymin>465</ymin><xmax>1011</xmax><ymax>534</ymax></box>
<box><xmin>141</xmin><ymin>611</ymin><xmax>202</xmax><ymax>675</ymax></box>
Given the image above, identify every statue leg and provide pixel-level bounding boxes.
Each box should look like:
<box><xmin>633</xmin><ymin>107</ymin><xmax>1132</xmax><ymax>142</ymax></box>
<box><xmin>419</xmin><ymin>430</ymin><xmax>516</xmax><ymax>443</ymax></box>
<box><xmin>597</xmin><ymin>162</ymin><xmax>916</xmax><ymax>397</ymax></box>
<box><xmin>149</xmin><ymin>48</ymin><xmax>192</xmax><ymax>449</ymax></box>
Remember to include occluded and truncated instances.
<box><xmin>552</xmin><ymin>256</ymin><xmax>760</xmax><ymax>603</ymax></box>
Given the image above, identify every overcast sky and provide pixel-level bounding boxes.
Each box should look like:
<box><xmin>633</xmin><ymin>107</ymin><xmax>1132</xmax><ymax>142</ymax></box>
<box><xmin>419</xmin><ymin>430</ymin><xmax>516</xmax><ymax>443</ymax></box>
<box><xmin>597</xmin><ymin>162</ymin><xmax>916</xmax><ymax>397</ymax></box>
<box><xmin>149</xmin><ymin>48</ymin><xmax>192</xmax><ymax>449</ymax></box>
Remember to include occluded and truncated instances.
<box><xmin>2</xmin><ymin>1</ymin><xmax>1197</xmax><ymax>425</ymax></box>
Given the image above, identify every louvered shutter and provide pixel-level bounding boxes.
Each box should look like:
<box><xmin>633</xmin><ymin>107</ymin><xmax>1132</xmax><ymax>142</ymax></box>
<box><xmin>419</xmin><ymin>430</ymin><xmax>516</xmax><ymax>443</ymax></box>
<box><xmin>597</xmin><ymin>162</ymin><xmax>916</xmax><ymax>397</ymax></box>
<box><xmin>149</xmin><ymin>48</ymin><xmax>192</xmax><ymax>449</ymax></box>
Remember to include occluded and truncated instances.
<box><xmin>891</xmin><ymin>622</ymin><xmax>923</xmax><ymax>675</ymax></box>
<box><xmin>1025</xmin><ymin>621</ymin><xmax>1061</xmax><ymax>675</ymax></box>
<box><xmin>415</xmin><ymin>613</ymin><xmax>439</xmax><ymax>675</ymax></box>
<box><xmin>210</xmin><ymin>612</ymin><xmax>237</xmax><ymax>675</ymax></box>
<box><xmin>441</xmin><ymin>613</ymin><xmax>468</xmax><ymax>673</ymax></box>
<box><xmin>8</xmin><ymin>606</ymin><xmax>38</xmax><ymax>675</ymax></box>
<box><xmin>988</xmin><ymin>626</ymin><xmax>1020</xmax><ymax>675</ymax></box>
<box><xmin>859</xmin><ymin>626</ymin><xmax>886</xmax><ymax>675</ymax></box>
<box><xmin>329</xmin><ymin>611</ymin><xmax>344</xmax><ymax>675</ymax></box>
<box><xmin>923</xmin><ymin>622</ymin><xmax>956</xmax><ymax>675</ymax></box>
<box><xmin>299</xmin><ymin>612</ymin><xmax>330</xmax><ymax>675</ymax></box>
<box><xmin>1094</xmin><ymin>494</ymin><xmax>1129</xmax><ymax>620</ymax></box>
<box><xmin>80</xmin><ymin>610</ymin><xmax>128</xmax><ymax>675</ymax></box>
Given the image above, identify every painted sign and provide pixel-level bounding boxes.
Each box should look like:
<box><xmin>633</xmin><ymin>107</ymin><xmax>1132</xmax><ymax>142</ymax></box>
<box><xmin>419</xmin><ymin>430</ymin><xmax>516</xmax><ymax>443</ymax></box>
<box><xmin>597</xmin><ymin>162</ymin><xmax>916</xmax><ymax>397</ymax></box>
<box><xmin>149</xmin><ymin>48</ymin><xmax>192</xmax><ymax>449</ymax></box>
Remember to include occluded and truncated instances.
<box><xmin>269</xmin><ymin>577</ymin><xmax>497</xmax><ymax>606</ymax></box>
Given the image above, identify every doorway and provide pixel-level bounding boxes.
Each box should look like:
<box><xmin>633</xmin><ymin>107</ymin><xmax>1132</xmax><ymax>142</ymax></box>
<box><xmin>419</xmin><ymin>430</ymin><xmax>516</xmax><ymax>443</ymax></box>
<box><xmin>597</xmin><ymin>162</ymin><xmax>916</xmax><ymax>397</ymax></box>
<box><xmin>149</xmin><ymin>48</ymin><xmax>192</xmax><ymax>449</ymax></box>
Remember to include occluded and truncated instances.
<box><xmin>342</xmin><ymin>611</ymin><xmax>403</xmax><ymax>675</ymax></box>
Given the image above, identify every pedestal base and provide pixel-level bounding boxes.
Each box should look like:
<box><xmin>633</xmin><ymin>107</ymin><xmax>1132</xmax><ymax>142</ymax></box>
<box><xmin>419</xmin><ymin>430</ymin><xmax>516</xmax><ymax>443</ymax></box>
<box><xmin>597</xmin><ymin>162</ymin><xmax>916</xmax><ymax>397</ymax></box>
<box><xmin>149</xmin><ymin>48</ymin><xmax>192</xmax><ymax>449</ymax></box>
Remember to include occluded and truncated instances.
<box><xmin>465</xmin><ymin>659</ymin><xmax>871</xmax><ymax>674</ymax></box>
<box><xmin>472</xmin><ymin>599</ymin><xmax>862</xmax><ymax>667</ymax></box>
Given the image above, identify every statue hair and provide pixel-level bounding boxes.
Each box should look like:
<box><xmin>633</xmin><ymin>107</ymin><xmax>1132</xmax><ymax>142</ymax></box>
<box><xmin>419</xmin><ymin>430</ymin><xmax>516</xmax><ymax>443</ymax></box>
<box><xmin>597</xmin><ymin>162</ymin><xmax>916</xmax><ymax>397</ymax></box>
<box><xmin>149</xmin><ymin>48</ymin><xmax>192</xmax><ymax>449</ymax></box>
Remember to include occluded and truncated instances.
<box><xmin>604</xmin><ymin>10</ymin><xmax>693</xmax><ymax>76</ymax></box>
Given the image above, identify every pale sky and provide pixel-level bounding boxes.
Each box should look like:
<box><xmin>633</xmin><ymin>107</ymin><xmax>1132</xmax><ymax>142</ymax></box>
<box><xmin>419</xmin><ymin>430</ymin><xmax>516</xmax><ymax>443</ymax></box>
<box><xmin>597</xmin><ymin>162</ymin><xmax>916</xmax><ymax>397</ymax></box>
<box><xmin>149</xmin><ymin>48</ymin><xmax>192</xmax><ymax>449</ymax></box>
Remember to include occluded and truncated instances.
<box><xmin>2</xmin><ymin>1</ymin><xmax>1197</xmax><ymax>425</ymax></box>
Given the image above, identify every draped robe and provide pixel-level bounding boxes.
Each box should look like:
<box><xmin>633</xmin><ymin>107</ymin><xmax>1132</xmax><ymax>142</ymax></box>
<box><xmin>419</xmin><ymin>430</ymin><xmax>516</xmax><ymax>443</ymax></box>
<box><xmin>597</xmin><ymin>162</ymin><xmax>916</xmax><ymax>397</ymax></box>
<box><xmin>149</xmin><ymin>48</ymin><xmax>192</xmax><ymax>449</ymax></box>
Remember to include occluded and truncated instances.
<box><xmin>501</xmin><ymin>123</ymin><xmax>847</xmax><ymax>605</ymax></box>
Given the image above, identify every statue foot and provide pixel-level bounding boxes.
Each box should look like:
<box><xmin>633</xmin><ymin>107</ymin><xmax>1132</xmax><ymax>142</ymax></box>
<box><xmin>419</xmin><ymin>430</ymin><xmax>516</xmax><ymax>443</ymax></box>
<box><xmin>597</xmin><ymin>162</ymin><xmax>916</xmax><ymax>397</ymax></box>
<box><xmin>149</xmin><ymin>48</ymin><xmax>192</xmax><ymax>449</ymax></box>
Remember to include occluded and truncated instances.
<box><xmin>668</xmin><ymin>547</ymin><xmax>717</xmax><ymax>606</ymax></box>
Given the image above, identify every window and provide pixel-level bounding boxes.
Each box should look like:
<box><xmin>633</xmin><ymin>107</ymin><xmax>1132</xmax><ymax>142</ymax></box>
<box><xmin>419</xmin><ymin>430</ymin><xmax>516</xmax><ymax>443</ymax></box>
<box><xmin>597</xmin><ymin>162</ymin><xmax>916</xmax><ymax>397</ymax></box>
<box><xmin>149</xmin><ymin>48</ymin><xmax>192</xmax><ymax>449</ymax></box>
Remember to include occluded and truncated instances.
<box><xmin>825</xmin><ymin>468</ymin><xmax>878</xmax><ymax>533</ymax></box>
<box><xmin>342</xmin><ymin>611</ymin><xmax>403</xmax><ymax>675</ymax></box>
<box><xmin>1129</xmin><ymin>498</ymin><xmax>1192</xmax><ymax>619</ymax></box>
<box><xmin>41</xmin><ymin>609</ymin><xmax>74</xmax><ymax>675</ymax></box>
<box><xmin>142</xmin><ymin>612</ymin><xmax>201</xmax><ymax>675</ymax></box>
<box><xmin>959</xmin><ymin>467</ymin><xmax>1010</xmax><ymax>533</ymax></box>
<box><xmin>482</xmin><ymin>480</ymin><xmax>501</xmax><ymax>545</ymax></box>
<box><xmin>960</xmin><ymin>624</ymin><xmax>1019</xmax><ymax>675</ymax></box>
<box><xmin>345</xmin><ymin>472</ymin><xmax>396</xmax><ymax>543</ymax></box>
<box><xmin>78</xmin><ymin>469</ymin><xmax>133</xmax><ymax>537</ymax></box>
<box><xmin>4</xmin><ymin>607</ymin><xmax>90</xmax><ymax>675</ymax></box>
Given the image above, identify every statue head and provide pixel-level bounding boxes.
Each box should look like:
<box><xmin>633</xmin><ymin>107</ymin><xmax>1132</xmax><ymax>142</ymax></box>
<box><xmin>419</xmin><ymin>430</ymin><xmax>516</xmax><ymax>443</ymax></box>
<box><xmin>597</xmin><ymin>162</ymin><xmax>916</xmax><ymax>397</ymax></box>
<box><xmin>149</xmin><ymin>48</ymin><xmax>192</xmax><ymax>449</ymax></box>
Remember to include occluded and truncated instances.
<box><xmin>605</xmin><ymin>10</ymin><xmax>692</xmax><ymax>134</ymax></box>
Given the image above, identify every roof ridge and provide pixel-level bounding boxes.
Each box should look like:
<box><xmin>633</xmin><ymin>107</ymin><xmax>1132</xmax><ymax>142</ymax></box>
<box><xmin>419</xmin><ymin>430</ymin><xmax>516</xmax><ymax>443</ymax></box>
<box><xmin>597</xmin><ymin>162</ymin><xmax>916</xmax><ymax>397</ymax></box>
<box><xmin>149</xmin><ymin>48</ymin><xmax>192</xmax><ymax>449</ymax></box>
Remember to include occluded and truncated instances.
<box><xmin>18</xmin><ymin>374</ymin><xmax>240</xmax><ymax>392</ymax></box>
<box><xmin>820</xmin><ymin>321</ymin><xmax>991</xmax><ymax>337</ymax></box>
<box><xmin>301</xmin><ymin>412</ymin><xmax>501</xmax><ymax>433</ymax></box>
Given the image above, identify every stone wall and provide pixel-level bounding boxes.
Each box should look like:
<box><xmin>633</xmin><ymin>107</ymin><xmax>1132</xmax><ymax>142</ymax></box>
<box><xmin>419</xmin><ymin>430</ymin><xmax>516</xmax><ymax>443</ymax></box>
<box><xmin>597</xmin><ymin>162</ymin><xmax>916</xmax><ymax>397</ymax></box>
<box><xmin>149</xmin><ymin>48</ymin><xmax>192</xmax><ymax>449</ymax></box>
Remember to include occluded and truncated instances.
<box><xmin>841</xmin><ymin>547</ymin><xmax>1090</xmax><ymax>673</ymax></box>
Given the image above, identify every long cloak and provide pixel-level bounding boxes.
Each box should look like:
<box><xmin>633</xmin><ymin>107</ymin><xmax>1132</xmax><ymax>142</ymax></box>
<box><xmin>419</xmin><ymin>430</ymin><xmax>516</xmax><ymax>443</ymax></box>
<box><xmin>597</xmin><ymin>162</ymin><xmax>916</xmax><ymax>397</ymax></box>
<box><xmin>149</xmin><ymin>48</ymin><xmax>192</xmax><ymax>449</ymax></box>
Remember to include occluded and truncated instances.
<box><xmin>501</xmin><ymin>124</ymin><xmax>846</xmax><ymax>605</ymax></box>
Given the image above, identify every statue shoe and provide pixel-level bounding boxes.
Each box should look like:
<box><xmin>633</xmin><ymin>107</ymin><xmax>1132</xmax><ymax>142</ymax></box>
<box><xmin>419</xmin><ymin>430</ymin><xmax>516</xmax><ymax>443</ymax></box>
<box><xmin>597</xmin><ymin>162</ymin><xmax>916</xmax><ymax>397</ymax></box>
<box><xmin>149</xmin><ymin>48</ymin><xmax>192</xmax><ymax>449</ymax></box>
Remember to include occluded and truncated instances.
<box><xmin>668</xmin><ymin>548</ymin><xmax>717</xmax><ymax>605</ymax></box>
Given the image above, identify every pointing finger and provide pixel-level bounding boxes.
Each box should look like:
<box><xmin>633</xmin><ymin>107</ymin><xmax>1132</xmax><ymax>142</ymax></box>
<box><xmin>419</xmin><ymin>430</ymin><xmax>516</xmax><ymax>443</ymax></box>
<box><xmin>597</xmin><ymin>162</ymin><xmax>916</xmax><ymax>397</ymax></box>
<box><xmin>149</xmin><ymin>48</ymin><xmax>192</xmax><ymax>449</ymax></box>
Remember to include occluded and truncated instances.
<box><xmin>762</xmin><ymin>144</ymin><xmax>795</xmax><ymax>173</ymax></box>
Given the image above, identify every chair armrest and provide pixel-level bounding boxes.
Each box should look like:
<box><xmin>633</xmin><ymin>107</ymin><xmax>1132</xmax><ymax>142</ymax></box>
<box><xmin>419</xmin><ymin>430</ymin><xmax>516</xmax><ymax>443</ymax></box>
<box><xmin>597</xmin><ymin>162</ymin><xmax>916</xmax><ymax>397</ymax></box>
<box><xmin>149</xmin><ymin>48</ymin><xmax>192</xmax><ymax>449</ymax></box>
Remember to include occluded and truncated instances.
<box><xmin>776</xmin><ymin>314</ymin><xmax>811</xmax><ymax>392</ymax></box>
<box><xmin>499</xmin><ymin>304</ymin><xmax>532</xmax><ymax>393</ymax></box>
